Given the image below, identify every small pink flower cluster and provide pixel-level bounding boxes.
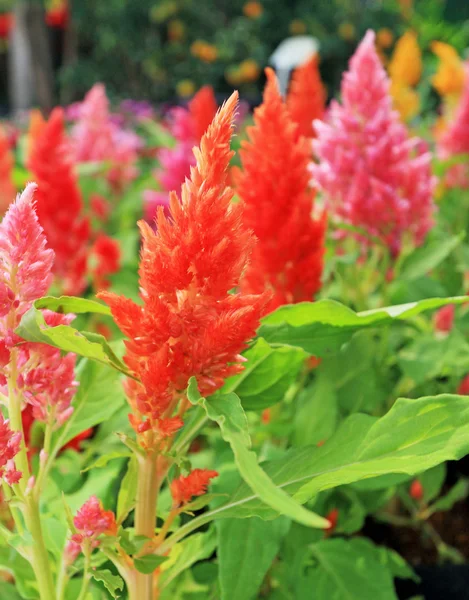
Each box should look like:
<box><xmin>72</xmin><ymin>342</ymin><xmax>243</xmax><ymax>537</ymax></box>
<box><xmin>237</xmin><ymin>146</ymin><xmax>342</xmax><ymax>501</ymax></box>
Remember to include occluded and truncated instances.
<box><xmin>311</xmin><ymin>30</ymin><xmax>435</xmax><ymax>256</ymax></box>
<box><xmin>0</xmin><ymin>184</ymin><xmax>78</xmax><ymax>426</ymax></box>
<box><xmin>438</xmin><ymin>64</ymin><xmax>469</xmax><ymax>188</ymax></box>
<box><xmin>0</xmin><ymin>413</ymin><xmax>21</xmax><ymax>485</ymax></box>
<box><xmin>66</xmin><ymin>496</ymin><xmax>117</xmax><ymax>562</ymax></box>
<box><xmin>71</xmin><ymin>84</ymin><xmax>142</xmax><ymax>192</ymax></box>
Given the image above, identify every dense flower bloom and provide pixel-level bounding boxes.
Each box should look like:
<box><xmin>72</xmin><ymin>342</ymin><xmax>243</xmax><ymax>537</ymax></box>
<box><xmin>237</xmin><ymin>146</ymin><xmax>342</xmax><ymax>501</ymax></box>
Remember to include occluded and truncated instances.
<box><xmin>311</xmin><ymin>30</ymin><xmax>435</xmax><ymax>256</ymax></box>
<box><xmin>0</xmin><ymin>126</ymin><xmax>14</xmax><ymax>212</ymax></box>
<box><xmin>235</xmin><ymin>68</ymin><xmax>325</xmax><ymax>312</ymax></box>
<box><xmin>144</xmin><ymin>87</ymin><xmax>218</xmax><ymax>222</ymax></box>
<box><xmin>0</xmin><ymin>185</ymin><xmax>78</xmax><ymax>425</ymax></box>
<box><xmin>0</xmin><ymin>413</ymin><xmax>22</xmax><ymax>486</ymax></box>
<box><xmin>287</xmin><ymin>55</ymin><xmax>326</xmax><ymax>139</ymax></box>
<box><xmin>100</xmin><ymin>93</ymin><xmax>267</xmax><ymax>444</ymax></box>
<box><xmin>171</xmin><ymin>469</ymin><xmax>218</xmax><ymax>506</ymax></box>
<box><xmin>67</xmin><ymin>496</ymin><xmax>117</xmax><ymax>559</ymax></box>
<box><xmin>89</xmin><ymin>234</ymin><xmax>121</xmax><ymax>291</ymax></box>
<box><xmin>28</xmin><ymin>108</ymin><xmax>91</xmax><ymax>294</ymax></box>
<box><xmin>437</xmin><ymin>64</ymin><xmax>469</xmax><ymax>188</ymax></box>
<box><xmin>71</xmin><ymin>84</ymin><xmax>141</xmax><ymax>192</ymax></box>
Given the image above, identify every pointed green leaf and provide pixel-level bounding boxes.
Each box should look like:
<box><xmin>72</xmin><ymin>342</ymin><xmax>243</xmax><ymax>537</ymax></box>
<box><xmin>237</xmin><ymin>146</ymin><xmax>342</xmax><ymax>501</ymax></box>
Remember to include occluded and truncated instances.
<box><xmin>34</xmin><ymin>296</ymin><xmax>111</xmax><ymax>315</ymax></box>
<box><xmin>134</xmin><ymin>554</ymin><xmax>169</xmax><ymax>574</ymax></box>
<box><xmin>117</xmin><ymin>456</ymin><xmax>138</xmax><ymax>523</ymax></box>
<box><xmin>398</xmin><ymin>232</ymin><xmax>464</xmax><ymax>281</ymax></box>
<box><xmin>91</xmin><ymin>569</ymin><xmax>124</xmax><ymax>598</ymax></box>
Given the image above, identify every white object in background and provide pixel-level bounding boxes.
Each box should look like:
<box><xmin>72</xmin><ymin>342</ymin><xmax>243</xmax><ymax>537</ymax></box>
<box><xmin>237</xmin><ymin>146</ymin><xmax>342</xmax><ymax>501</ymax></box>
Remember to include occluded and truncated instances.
<box><xmin>270</xmin><ymin>36</ymin><xmax>319</xmax><ymax>96</ymax></box>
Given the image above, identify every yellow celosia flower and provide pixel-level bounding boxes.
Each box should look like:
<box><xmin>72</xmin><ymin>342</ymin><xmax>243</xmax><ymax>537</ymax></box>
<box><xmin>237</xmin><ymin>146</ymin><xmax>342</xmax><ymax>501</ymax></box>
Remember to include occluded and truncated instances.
<box><xmin>337</xmin><ymin>23</ymin><xmax>356</xmax><ymax>42</ymax></box>
<box><xmin>176</xmin><ymin>79</ymin><xmax>195</xmax><ymax>97</ymax></box>
<box><xmin>389</xmin><ymin>30</ymin><xmax>422</xmax><ymax>87</ymax></box>
<box><xmin>390</xmin><ymin>80</ymin><xmax>420</xmax><ymax>122</ymax></box>
<box><xmin>289</xmin><ymin>19</ymin><xmax>307</xmax><ymax>35</ymax></box>
<box><xmin>376</xmin><ymin>28</ymin><xmax>394</xmax><ymax>49</ymax></box>
<box><xmin>431</xmin><ymin>41</ymin><xmax>465</xmax><ymax>98</ymax></box>
<box><xmin>243</xmin><ymin>1</ymin><xmax>263</xmax><ymax>19</ymax></box>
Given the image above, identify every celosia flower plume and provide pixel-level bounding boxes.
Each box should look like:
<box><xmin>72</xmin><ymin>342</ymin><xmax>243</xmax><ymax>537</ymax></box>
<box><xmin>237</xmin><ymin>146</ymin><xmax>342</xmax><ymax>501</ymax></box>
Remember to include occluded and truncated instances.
<box><xmin>28</xmin><ymin>108</ymin><xmax>91</xmax><ymax>294</ymax></box>
<box><xmin>235</xmin><ymin>68</ymin><xmax>326</xmax><ymax>312</ymax></box>
<box><xmin>66</xmin><ymin>496</ymin><xmax>117</xmax><ymax>561</ymax></box>
<box><xmin>311</xmin><ymin>30</ymin><xmax>435</xmax><ymax>256</ymax></box>
<box><xmin>100</xmin><ymin>92</ymin><xmax>267</xmax><ymax>445</ymax></box>
<box><xmin>171</xmin><ymin>469</ymin><xmax>218</xmax><ymax>506</ymax></box>
<box><xmin>0</xmin><ymin>184</ymin><xmax>78</xmax><ymax>425</ymax></box>
<box><xmin>286</xmin><ymin>55</ymin><xmax>326</xmax><ymax>139</ymax></box>
<box><xmin>0</xmin><ymin>127</ymin><xmax>14</xmax><ymax>212</ymax></box>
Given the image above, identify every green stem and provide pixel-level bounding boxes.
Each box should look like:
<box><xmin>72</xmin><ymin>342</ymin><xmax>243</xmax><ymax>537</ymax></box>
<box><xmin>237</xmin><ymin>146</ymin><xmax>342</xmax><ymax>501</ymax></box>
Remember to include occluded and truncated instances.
<box><xmin>56</xmin><ymin>559</ymin><xmax>69</xmax><ymax>600</ymax></box>
<box><xmin>76</xmin><ymin>546</ymin><xmax>91</xmax><ymax>600</ymax></box>
<box><xmin>34</xmin><ymin>408</ymin><xmax>55</xmax><ymax>501</ymax></box>
<box><xmin>172</xmin><ymin>408</ymin><xmax>208</xmax><ymax>457</ymax></box>
<box><xmin>134</xmin><ymin>453</ymin><xmax>159</xmax><ymax>600</ymax></box>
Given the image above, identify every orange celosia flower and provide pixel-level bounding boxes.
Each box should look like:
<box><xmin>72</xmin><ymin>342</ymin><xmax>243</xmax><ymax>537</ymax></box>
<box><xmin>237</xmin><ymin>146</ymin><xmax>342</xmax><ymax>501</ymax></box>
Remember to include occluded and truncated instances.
<box><xmin>27</xmin><ymin>110</ymin><xmax>46</xmax><ymax>163</ymax></box>
<box><xmin>287</xmin><ymin>55</ymin><xmax>326</xmax><ymax>139</ymax></box>
<box><xmin>99</xmin><ymin>93</ymin><xmax>267</xmax><ymax>445</ymax></box>
<box><xmin>188</xmin><ymin>86</ymin><xmax>218</xmax><ymax>141</ymax></box>
<box><xmin>431</xmin><ymin>41</ymin><xmax>465</xmax><ymax>98</ymax></box>
<box><xmin>388</xmin><ymin>30</ymin><xmax>422</xmax><ymax>87</ymax></box>
<box><xmin>170</xmin><ymin>469</ymin><xmax>218</xmax><ymax>506</ymax></box>
<box><xmin>28</xmin><ymin>108</ymin><xmax>91</xmax><ymax>294</ymax></box>
<box><xmin>0</xmin><ymin>127</ymin><xmax>14</xmax><ymax>212</ymax></box>
<box><xmin>235</xmin><ymin>68</ymin><xmax>326</xmax><ymax>313</ymax></box>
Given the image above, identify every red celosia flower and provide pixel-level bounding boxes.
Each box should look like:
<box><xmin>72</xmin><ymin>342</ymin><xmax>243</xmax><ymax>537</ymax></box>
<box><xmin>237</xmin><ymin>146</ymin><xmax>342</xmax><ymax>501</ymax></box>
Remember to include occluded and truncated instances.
<box><xmin>0</xmin><ymin>13</ymin><xmax>13</xmax><ymax>40</ymax></box>
<box><xmin>409</xmin><ymin>479</ymin><xmax>424</xmax><ymax>501</ymax></box>
<box><xmin>100</xmin><ymin>93</ymin><xmax>267</xmax><ymax>444</ymax></box>
<box><xmin>170</xmin><ymin>468</ymin><xmax>218</xmax><ymax>506</ymax></box>
<box><xmin>433</xmin><ymin>304</ymin><xmax>455</xmax><ymax>334</ymax></box>
<box><xmin>68</xmin><ymin>496</ymin><xmax>117</xmax><ymax>559</ymax></box>
<box><xmin>0</xmin><ymin>413</ymin><xmax>22</xmax><ymax>486</ymax></box>
<box><xmin>45</xmin><ymin>0</ymin><xmax>69</xmax><ymax>28</ymax></box>
<box><xmin>0</xmin><ymin>127</ymin><xmax>14</xmax><ymax>212</ymax></box>
<box><xmin>311</xmin><ymin>30</ymin><xmax>435</xmax><ymax>256</ymax></box>
<box><xmin>28</xmin><ymin>108</ymin><xmax>91</xmax><ymax>295</ymax></box>
<box><xmin>235</xmin><ymin>68</ymin><xmax>326</xmax><ymax>313</ymax></box>
<box><xmin>89</xmin><ymin>234</ymin><xmax>121</xmax><ymax>291</ymax></box>
<box><xmin>287</xmin><ymin>55</ymin><xmax>326</xmax><ymax>139</ymax></box>
<box><xmin>188</xmin><ymin>86</ymin><xmax>218</xmax><ymax>141</ymax></box>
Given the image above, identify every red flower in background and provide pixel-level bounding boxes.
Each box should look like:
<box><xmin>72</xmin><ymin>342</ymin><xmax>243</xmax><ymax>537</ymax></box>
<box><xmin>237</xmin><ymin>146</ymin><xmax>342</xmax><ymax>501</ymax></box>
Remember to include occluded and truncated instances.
<box><xmin>46</xmin><ymin>0</ymin><xmax>69</xmax><ymax>29</ymax></box>
<box><xmin>234</xmin><ymin>68</ymin><xmax>326</xmax><ymax>313</ymax></box>
<box><xmin>0</xmin><ymin>127</ymin><xmax>15</xmax><ymax>212</ymax></box>
<box><xmin>28</xmin><ymin>108</ymin><xmax>91</xmax><ymax>295</ymax></box>
<box><xmin>100</xmin><ymin>93</ymin><xmax>267</xmax><ymax>445</ymax></box>
<box><xmin>0</xmin><ymin>13</ymin><xmax>13</xmax><ymax>40</ymax></box>
<box><xmin>90</xmin><ymin>234</ymin><xmax>121</xmax><ymax>291</ymax></box>
<box><xmin>287</xmin><ymin>55</ymin><xmax>326</xmax><ymax>140</ymax></box>
<box><xmin>188</xmin><ymin>85</ymin><xmax>219</xmax><ymax>141</ymax></box>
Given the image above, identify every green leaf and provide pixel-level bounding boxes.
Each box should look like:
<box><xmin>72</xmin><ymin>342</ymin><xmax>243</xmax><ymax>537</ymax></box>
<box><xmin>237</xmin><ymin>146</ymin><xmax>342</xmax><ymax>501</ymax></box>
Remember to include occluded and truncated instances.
<box><xmin>223</xmin><ymin>339</ymin><xmax>306</xmax><ymax>410</ymax></box>
<box><xmin>0</xmin><ymin>546</ymin><xmax>37</xmax><ymax>599</ymax></box>
<box><xmin>308</xmin><ymin>538</ymin><xmax>400</xmax><ymax>599</ymax></box>
<box><xmin>91</xmin><ymin>569</ymin><xmax>124</xmax><ymax>598</ymax></box>
<box><xmin>376</xmin><ymin>546</ymin><xmax>419</xmax><ymax>583</ymax></box>
<box><xmin>34</xmin><ymin>295</ymin><xmax>111</xmax><ymax>316</ymax></box>
<box><xmin>430</xmin><ymin>478</ymin><xmax>469</xmax><ymax>513</ymax></box>
<box><xmin>53</xmin><ymin>359</ymin><xmax>125</xmax><ymax>449</ymax></box>
<box><xmin>258</xmin><ymin>297</ymin><xmax>468</xmax><ymax>356</ymax></box>
<box><xmin>134</xmin><ymin>554</ymin><xmax>169</xmax><ymax>574</ymax></box>
<box><xmin>117</xmin><ymin>456</ymin><xmax>138</xmax><ymax>523</ymax></box>
<box><xmin>82</xmin><ymin>451</ymin><xmax>132</xmax><ymax>473</ymax></box>
<box><xmin>159</xmin><ymin>529</ymin><xmax>217</xmax><ymax>590</ymax></box>
<box><xmin>187</xmin><ymin>379</ymin><xmax>329</xmax><ymax>529</ymax></box>
<box><xmin>418</xmin><ymin>464</ymin><xmax>446</xmax><ymax>503</ymax></box>
<box><xmin>217</xmin><ymin>517</ymin><xmax>289</xmax><ymax>600</ymax></box>
<box><xmin>16</xmin><ymin>305</ymin><xmax>132</xmax><ymax>377</ymax></box>
<box><xmin>398</xmin><ymin>233</ymin><xmax>464</xmax><ymax>281</ymax></box>
<box><xmin>163</xmin><ymin>393</ymin><xmax>469</xmax><ymax>540</ymax></box>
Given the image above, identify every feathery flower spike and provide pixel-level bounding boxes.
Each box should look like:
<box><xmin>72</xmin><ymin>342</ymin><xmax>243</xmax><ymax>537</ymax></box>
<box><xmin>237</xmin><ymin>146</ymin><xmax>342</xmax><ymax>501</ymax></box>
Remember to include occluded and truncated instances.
<box><xmin>67</xmin><ymin>496</ymin><xmax>117</xmax><ymax>560</ymax></box>
<box><xmin>171</xmin><ymin>469</ymin><xmax>218</xmax><ymax>506</ymax></box>
<box><xmin>287</xmin><ymin>55</ymin><xmax>326</xmax><ymax>139</ymax></box>
<box><xmin>100</xmin><ymin>92</ymin><xmax>267</xmax><ymax>446</ymax></box>
<box><xmin>235</xmin><ymin>68</ymin><xmax>326</xmax><ymax>312</ymax></box>
<box><xmin>311</xmin><ymin>30</ymin><xmax>435</xmax><ymax>256</ymax></box>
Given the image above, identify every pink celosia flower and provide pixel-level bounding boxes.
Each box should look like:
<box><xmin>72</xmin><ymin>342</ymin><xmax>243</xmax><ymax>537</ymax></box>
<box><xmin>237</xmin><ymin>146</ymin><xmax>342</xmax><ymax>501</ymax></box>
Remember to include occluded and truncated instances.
<box><xmin>438</xmin><ymin>63</ymin><xmax>469</xmax><ymax>188</ymax></box>
<box><xmin>71</xmin><ymin>84</ymin><xmax>141</xmax><ymax>192</ymax></box>
<box><xmin>67</xmin><ymin>496</ymin><xmax>117</xmax><ymax>559</ymax></box>
<box><xmin>0</xmin><ymin>184</ymin><xmax>79</xmax><ymax>425</ymax></box>
<box><xmin>0</xmin><ymin>413</ymin><xmax>22</xmax><ymax>486</ymax></box>
<box><xmin>311</xmin><ymin>30</ymin><xmax>435</xmax><ymax>256</ymax></box>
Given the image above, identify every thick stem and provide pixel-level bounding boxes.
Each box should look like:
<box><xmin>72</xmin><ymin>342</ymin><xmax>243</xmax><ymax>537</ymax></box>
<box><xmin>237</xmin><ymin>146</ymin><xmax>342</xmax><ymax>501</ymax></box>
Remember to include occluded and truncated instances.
<box><xmin>134</xmin><ymin>453</ymin><xmax>159</xmax><ymax>600</ymax></box>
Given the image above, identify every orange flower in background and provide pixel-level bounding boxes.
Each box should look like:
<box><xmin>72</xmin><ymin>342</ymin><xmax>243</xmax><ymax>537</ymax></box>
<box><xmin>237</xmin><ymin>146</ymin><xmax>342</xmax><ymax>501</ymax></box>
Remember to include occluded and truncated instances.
<box><xmin>100</xmin><ymin>93</ymin><xmax>267</xmax><ymax>444</ymax></box>
<box><xmin>191</xmin><ymin>40</ymin><xmax>218</xmax><ymax>63</ymax></box>
<box><xmin>27</xmin><ymin>110</ymin><xmax>46</xmax><ymax>163</ymax></box>
<box><xmin>376</xmin><ymin>28</ymin><xmax>394</xmax><ymax>49</ymax></box>
<box><xmin>290</xmin><ymin>20</ymin><xmax>307</xmax><ymax>36</ymax></box>
<box><xmin>243</xmin><ymin>1</ymin><xmax>263</xmax><ymax>19</ymax></box>
<box><xmin>167</xmin><ymin>19</ymin><xmax>185</xmax><ymax>42</ymax></box>
<box><xmin>0</xmin><ymin>127</ymin><xmax>14</xmax><ymax>212</ymax></box>
<box><xmin>287</xmin><ymin>55</ymin><xmax>326</xmax><ymax>139</ymax></box>
<box><xmin>389</xmin><ymin>30</ymin><xmax>422</xmax><ymax>87</ymax></box>
<box><xmin>432</xmin><ymin>41</ymin><xmax>465</xmax><ymax>98</ymax></box>
<box><xmin>176</xmin><ymin>79</ymin><xmax>196</xmax><ymax>97</ymax></box>
<box><xmin>337</xmin><ymin>23</ymin><xmax>356</xmax><ymax>42</ymax></box>
<box><xmin>188</xmin><ymin>86</ymin><xmax>218</xmax><ymax>141</ymax></box>
<box><xmin>239</xmin><ymin>59</ymin><xmax>261</xmax><ymax>83</ymax></box>
<box><xmin>235</xmin><ymin>68</ymin><xmax>326</xmax><ymax>313</ymax></box>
